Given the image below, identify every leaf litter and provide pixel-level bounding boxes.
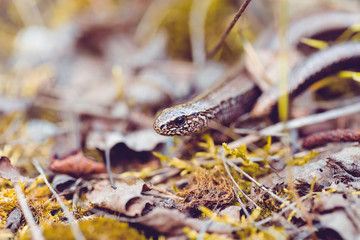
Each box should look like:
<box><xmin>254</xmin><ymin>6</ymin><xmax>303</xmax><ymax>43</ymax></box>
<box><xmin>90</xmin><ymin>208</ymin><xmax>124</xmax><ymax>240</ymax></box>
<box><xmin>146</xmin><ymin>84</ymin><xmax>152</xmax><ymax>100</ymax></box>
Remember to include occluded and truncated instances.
<box><xmin>1</xmin><ymin>0</ymin><xmax>360</xmax><ymax>240</ymax></box>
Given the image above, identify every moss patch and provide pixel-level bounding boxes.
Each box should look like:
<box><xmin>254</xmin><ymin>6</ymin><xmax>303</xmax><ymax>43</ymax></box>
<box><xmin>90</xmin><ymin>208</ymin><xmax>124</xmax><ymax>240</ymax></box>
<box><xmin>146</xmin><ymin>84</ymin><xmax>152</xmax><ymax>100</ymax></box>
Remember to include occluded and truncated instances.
<box><xmin>20</xmin><ymin>217</ymin><xmax>147</xmax><ymax>240</ymax></box>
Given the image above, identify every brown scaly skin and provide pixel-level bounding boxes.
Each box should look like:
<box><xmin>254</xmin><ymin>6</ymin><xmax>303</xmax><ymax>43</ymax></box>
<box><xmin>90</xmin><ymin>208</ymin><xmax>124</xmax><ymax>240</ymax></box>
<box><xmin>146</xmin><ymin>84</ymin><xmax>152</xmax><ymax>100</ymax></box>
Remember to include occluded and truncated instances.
<box><xmin>251</xmin><ymin>41</ymin><xmax>360</xmax><ymax>117</ymax></box>
<box><xmin>153</xmin><ymin>104</ymin><xmax>211</xmax><ymax>136</ymax></box>
<box><xmin>154</xmin><ymin>11</ymin><xmax>360</xmax><ymax>137</ymax></box>
<box><xmin>153</xmin><ymin>72</ymin><xmax>261</xmax><ymax>136</ymax></box>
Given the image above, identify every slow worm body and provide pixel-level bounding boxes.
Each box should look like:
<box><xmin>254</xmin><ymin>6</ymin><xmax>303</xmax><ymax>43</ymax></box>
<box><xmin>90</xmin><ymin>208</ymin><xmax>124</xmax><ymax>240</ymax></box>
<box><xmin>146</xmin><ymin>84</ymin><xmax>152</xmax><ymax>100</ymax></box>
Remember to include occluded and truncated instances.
<box><xmin>251</xmin><ymin>41</ymin><xmax>360</xmax><ymax>117</ymax></box>
<box><xmin>153</xmin><ymin>11</ymin><xmax>360</xmax><ymax>136</ymax></box>
<box><xmin>153</xmin><ymin>72</ymin><xmax>261</xmax><ymax>136</ymax></box>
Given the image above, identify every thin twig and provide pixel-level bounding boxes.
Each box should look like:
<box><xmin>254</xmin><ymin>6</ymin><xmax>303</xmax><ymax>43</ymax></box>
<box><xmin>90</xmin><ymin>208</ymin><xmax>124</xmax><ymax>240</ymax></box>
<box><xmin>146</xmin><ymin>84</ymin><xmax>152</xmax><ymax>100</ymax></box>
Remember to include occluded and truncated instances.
<box><xmin>227</xmin><ymin>101</ymin><xmax>360</xmax><ymax>150</ymax></box>
<box><xmin>242</xmin><ymin>38</ymin><xmax>273</xmax><ymax>91</ymax></box>
<box><xmin>223</xmin><ymin>155</ymin><xmax>300</xmax><ymax>215</ymax></box>
<box><xmin>260</xmin><ymin>101</ymin><xmax>360</xmax><ymax>136</ymax></box>
<box><xmin>72</xmin><ymin>178</ymin><xmax>84</xmax><ymax>212</ymax></box>
<box><xmin>254</xmin><ymin>195</ymin><xmax>308</xmax><ymax>227</ymax></box>
<box><xmin>221</xmin><ymin>155</ymin><xmax>253</xmax><ymax>217</ymax></box>
<box><xmin>105</xmin><ymin>138</ymin><xmax>116</xmax><ymax>189</ymax></box>
<box><xmin>207</xmin><ymin>0</ymin><xmax>252</xmax><ymax>59</ymax></box>
<box><xmin>227</xmin><ymin>134</ymin><xmax>262</xmax><ymax>150</ymax></box>
<box><xmin>233</xmin><ymin>186</ymin><xmax>251</xmax><ymax>218</ymax></box>
<box><xmin>32</xmin><ymin>160</ymin><xmax>86</xmax><ymax>240</ymax></box>
<box><xmin>293</xmin><ymin>223</ymin><xmax>322</xmax><ymax>240</ymax></box>
<box><xmin>134</xmin><ymin>0</ymin><xmax>177</xmax><ymax>42</ymax></box>
<box><xmin>13</xmin><ymin>182</ymin><xmax>45</xmax><ymax>240</ymax></box>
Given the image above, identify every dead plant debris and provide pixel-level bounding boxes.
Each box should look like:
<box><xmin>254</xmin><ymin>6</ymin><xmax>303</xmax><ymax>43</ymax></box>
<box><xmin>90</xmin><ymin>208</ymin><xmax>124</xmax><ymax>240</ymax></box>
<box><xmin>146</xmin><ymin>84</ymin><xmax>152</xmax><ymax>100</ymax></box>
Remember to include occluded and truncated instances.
<box><xmin>48</xmin><ymin>151</ymin><xmax>106</xmax><ymax>176</ymax></box>
<box><xmin>177</xmin><ymin>167</ymin><xmax>236</xmax><ymax>212</ymax></box>
<box><xmin>1</xmin><ymin>1</ymin><xmax>360</xmax><ymax>240</ymax></box>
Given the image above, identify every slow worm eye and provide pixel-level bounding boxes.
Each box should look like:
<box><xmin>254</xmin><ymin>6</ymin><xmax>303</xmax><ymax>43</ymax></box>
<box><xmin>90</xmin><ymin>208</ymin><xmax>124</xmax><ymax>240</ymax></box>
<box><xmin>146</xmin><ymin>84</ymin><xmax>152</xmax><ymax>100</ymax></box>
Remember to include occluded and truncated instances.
<box><xmin>174</xmin><ymin>117</ymin><xmax>185</xmax><ymax>126</ymax></box>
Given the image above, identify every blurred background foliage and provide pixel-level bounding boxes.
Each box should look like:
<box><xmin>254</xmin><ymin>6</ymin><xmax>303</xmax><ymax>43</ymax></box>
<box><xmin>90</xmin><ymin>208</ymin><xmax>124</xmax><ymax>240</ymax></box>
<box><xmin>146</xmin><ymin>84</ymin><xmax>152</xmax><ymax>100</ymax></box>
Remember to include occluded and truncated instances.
<box><xmin>0</xmin><ymin>0</ymin><xmax>251</xmax><ymax>64</ymax></box>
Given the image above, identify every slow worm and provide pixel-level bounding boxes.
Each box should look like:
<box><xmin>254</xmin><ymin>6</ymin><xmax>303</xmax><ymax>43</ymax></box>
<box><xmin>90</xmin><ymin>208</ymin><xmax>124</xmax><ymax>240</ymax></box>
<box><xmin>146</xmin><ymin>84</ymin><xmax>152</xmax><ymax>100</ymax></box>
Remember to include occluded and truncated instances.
<box><xmin>251</xmin><ymin>41</ymin><xmax>360</xmax><ymax>117</ymax></box>
<box><xmin>153</xmin><ymin>11</ymin><xmax>360</xmax><ymax>136</ymax></box>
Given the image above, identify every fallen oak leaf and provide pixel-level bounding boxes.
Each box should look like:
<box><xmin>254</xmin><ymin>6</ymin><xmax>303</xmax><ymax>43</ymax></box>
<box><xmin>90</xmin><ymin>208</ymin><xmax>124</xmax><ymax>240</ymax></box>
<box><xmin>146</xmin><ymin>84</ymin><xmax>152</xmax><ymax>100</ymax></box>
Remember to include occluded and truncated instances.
<box><xmin>49</xmin><ymin>150</ymin><xmax>106</xmax><ymax>176</ymax></box>
<box><xmin>87</xmin><ymin>180</ymin><xmax>153</xmax><ymax>217</ymax></box>
<box><xmin>0</xmin><ymin>156</ymin><xmax>33</xmax><ymax>183</ymax></box>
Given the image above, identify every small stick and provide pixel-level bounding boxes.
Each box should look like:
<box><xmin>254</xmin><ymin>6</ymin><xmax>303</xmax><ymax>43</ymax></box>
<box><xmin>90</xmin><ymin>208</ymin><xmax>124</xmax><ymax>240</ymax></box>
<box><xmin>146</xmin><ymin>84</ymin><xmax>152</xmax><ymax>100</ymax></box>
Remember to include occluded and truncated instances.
<box><xmin>254</xmin><ymin>195</ymin><xmax>308</xmax><ymax>227</ymax></box>
<box><xmin>233</xmin><ymin>186</ymin><xmax>251</xmax><ymax>218</ymax></box>
<box><xmin>224</xmin><ymin>156</ymin><xmax>299</xmax><ymax>213</ymax></box>
<box><xmin>260</xmin><ymin>102</ymin><xmax>360</xmax><ymax>136</ymax></box>
<box><xmin>105</xmin><ymin>139</ymin><xmax>117</xmax><ymax>189</ymax></box>
<box><xmin>242</xmin><ymin>38</ymin><xmax>273</xmax><ymax>91</ymax></box>
<box><xmin>33</xmin><ymin>160</ymin><xmax>86</xmax><ymax>240</ymax></box>
<box><xmin>227</xmin><ymin>134</ymin><xmax>262</xmax><ymax>150</ymax></box>
<box><xmin>221</xmin><ymin>155</ymin><xmax>256</xmax><ymax>216</ymax></box>
<box><xmin>207</xmin><ymin>0</ymin><xmax>252</xmax><ymax>59</ymax></box>
<box><xmin>13</xmin><ymin>182</ymin><xmax>45</xmax><ymax>240</ymax></box>
<box><xmin>227</xmin><ymin>102</ymin><xmax>360</xmax><ymax>150</ymax></box>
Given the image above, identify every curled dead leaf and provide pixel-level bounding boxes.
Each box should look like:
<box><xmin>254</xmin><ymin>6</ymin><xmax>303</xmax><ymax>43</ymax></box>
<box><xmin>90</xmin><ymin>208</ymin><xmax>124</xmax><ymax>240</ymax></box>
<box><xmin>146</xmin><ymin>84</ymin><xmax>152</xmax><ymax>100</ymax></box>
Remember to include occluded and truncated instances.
<box><xmin>260</xmin><ymin>147</ymin><xmax>360</xmax><ymax>194</ymax></box>
<box><xmin>87</xmin><ymin>180</ymin><xmax>153</xmax><ymax>217</ymax></box>
<box><xmin>312</xmin><ymin>192</ymin><xmax>360</xmax><ymax>240</ymax></box>
<box><xmin>0</xmin><ymin>156</ymin><xmax>33</xmax><ymax>183</ymax></box>
<box><xmin>137</xmin><ymin>208</ymin><xmax>236</xmax><ymax>236</ymax></box>
<box><xmin>49</xmin><ymin>150</ymin><xmax>106</xmax><ymax>176</ymax></box>
<box><xmin>327</xmin><ymin>147</ymin><xmax>360</xmax><ymax>178</ymax></box>
<box><xmin>87</xmin><ymin>129</ymin><xmax>168</xmax><ymax>152</ymax></box>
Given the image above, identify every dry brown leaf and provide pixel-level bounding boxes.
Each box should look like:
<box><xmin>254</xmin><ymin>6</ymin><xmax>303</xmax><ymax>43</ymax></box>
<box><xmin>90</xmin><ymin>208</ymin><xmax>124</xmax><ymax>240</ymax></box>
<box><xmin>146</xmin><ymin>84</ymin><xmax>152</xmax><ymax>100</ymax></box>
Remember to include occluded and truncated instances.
<box><xmin>327</xmin><ymin>147</ymin><xmax>360</xmax><ymax>178</ymax></box>
<box><xmin>0</xmin><ymin>156</ymin><xmax>33</xmax><ymax>183</ymax></box>
<box><xmin>87</xmin><ymin>180</ymin><xmax>153</xmax><ymax>217</ymax></box>
<box><xmin>137</xmin><ymin>208</ymin><xmax>236</xmax><ymax>236</ymax></box>
<box><xmin>260</xmin><ymin>146</ymin><xmax>360</xmax><ymax>194</ymax></box>
<box><xmin>312</xmin><ymin>192</ymin><xmax>360</xmax><ymax>240</ymax></box>
<box><xmin>48</xmin><ymin>150</ymin><xmax>106</xmax><ymax>176</ymax></box>
<box><xmin>87</xmin><ymin>129</ymin><xmax>167</xmax><ymax>152</ymax></box>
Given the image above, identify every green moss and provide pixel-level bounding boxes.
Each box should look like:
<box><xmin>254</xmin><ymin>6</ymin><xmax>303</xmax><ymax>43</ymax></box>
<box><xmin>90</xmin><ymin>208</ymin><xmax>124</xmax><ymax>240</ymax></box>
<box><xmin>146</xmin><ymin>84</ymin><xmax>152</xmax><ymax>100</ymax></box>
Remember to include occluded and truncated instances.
<box><xmin>0</xmin><ymin>188</ymin><xmax>18</xmax><ymax>225</ymax></box>
<box><xmin>20</xmin><ymin>217</ymin><xmax>147</xmax><ymax>240</ymax></box>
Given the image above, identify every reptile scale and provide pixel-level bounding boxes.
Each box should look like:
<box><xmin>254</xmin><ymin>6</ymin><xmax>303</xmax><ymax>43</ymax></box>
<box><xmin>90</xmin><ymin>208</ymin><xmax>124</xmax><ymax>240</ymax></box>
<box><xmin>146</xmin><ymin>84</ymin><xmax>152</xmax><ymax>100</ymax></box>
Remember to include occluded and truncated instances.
<box><xmin>153</xmin><ymin>11</ymin><xmax>360</xmax><ymax>139</ymax></box>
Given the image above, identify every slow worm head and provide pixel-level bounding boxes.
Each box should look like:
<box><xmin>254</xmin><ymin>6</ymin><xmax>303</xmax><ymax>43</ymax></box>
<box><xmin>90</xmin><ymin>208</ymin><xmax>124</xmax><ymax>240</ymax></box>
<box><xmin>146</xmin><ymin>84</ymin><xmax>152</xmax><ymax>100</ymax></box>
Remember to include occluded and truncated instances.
<box><xmin>153</xmin><ymin>103</ymin><xmax>210</xmax><ymax>136</ymax></box>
